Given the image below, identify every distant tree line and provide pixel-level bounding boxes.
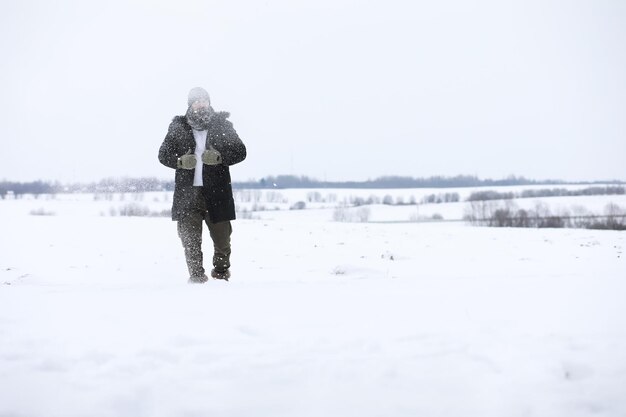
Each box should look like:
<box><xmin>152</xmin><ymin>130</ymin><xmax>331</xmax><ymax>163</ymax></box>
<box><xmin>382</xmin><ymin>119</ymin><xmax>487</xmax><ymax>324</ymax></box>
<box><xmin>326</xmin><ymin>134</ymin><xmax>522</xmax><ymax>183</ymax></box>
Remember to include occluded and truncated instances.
<box><xmin>0</xmin><ymin>178</ymin><xmax>174</xmax><ymax>198</ymax></box>
<box><xmin>1</xmin><ymin>176</ymin><xmax>624</xmax><ymax>198</ymax></box>
<box><xmin>238</xmin><ymin>175</ymin><xmax>569</xmax><ymax>189</ymax></box>
<box><xmin>0</xmin><ymin>181</ymin><xmax>56</xmax><ymax>198</ymax></box>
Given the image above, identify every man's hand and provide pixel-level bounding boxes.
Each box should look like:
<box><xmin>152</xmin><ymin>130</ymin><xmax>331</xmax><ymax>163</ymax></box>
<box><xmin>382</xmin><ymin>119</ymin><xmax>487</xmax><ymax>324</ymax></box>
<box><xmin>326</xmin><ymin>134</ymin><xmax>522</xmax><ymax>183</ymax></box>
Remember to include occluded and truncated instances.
<box><xmin>202</xmin><ymin>148</ymin><xmax>222</xmax><ymax>165</ymax></box>
<box><xmin>177</xmin><ymin>152</ymin><xmax>197</xmax><ymax>170</ymax></box>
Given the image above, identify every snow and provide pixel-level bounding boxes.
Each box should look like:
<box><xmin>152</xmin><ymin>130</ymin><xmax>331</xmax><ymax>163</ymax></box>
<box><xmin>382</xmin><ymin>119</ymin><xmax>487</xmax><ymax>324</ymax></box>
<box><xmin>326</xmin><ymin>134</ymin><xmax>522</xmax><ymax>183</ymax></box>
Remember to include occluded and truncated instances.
<box><xmin>1</xmin><ymin>189</ymin><xmax>625</xmax><ymax>417</ymax></box>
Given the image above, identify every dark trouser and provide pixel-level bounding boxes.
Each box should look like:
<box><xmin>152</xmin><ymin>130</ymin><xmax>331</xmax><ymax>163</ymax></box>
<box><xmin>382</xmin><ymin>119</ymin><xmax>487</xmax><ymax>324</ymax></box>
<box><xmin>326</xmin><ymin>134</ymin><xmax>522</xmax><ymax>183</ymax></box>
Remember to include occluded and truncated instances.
<box><xmin>177</xmin><ymin>188</ymin><xmax>232</xmax><ymax>278</ymax></box>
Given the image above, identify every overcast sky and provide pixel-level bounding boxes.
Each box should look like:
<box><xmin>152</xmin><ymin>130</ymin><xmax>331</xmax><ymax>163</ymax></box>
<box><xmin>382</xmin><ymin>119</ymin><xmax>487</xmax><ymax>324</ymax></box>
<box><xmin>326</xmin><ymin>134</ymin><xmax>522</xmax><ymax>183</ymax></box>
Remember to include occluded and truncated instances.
<box><xmin>1</xmin><ymin>0</ymin><xmax>624</xmax><ymax>183</ymax></box>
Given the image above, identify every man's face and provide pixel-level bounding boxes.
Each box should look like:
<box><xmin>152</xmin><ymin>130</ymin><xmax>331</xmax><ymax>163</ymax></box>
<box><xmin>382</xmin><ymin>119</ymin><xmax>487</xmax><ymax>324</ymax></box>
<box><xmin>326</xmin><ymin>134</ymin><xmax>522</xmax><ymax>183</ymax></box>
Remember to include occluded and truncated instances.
<box><xmin>191</xmin><ymin>100</ymin><xmax>210</xmax><ymax>112</ymax></box>
<box><xmin>188</xmin><ymin>99</ymin><xmax>213</xmax><ymax>128</ymax></box>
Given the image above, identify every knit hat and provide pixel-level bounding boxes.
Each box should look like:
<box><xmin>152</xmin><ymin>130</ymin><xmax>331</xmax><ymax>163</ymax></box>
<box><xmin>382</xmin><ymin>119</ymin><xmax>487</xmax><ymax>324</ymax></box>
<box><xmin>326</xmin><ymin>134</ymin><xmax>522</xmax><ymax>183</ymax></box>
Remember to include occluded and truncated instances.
<box><xmin>188</xmin><ymin>87</ymin><xmax>210</xmax><ymax>106</ymax></box>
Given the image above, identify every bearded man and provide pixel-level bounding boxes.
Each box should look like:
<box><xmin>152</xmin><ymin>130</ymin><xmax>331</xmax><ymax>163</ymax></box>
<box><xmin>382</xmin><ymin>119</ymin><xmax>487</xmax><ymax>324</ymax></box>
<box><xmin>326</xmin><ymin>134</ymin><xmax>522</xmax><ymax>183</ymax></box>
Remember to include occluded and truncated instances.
<box><xmin>159</xmin><ymin>87</ymin><xmax>247</xmax><ymax>283</ymax></box>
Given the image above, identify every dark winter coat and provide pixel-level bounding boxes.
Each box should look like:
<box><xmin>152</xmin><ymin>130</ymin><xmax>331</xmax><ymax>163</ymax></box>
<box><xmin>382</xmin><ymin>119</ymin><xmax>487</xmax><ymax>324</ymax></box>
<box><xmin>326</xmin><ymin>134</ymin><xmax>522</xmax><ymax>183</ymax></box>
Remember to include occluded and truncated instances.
<box><xmin>158</xmin><ymin>112</ymin><xmax>246</xmax><ymax>222</ymax></box>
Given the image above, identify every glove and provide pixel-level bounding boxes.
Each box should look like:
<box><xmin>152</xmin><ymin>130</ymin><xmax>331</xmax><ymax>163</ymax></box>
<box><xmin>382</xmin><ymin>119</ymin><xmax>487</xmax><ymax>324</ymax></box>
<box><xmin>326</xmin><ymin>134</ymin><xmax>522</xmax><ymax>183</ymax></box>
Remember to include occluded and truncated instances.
<box><xmin>201</xmin><ymin>148</ymin><xmax>222</xmax><ymax>165</ymax></box>
<box><xmin>177</xmin><ymin>152</ymin><xmax>197</xmax><ymax>170</ymax></box>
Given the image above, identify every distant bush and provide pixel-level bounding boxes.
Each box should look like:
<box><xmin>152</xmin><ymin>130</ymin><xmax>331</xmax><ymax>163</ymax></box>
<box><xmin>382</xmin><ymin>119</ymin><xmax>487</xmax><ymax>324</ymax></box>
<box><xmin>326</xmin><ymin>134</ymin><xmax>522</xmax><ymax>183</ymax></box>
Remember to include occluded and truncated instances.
<box><xmin>110</xmin><ymin>203</ymin><xmax>170</xmax><ymax>217</ymax></box>
<box><xmin>290</xmin><ymin>201</ymin><xmax>306</xmax><ymax>210</ymax></box>
<box><xmin>236</xmin><ymin>208</ymin><xmax>260</xmax><ymax>220</ymax></box>
<box><xmin>333</xmin><ymin>206</ymin><xmax>371</xmax><ymax>222</ymax></box>
<box><xmin>233</xmin><ymin>189</ymin><xmax>263</xmax><ymax>203</ymax></box>
<box><xmin>409</xmin><ymin>213</ymin><xmax>445</xmax><ymax>222</ymax></box>
<box><xmin>421</xmin><ymin>192</ymin><xmax>460</xmax><ymax>204</ymax></box>
<box><xmin>265</xmin><ymin>191</ymin><xmax>286</xmax><ymax>203</ymax></box>
<box><xmin>307</xmin><ymin>192</ymin><xmax>323</xmax><ymax>203</ymax></box>
<box><xmin>29</xmin><ymin>208</ymin><xmax>56</xmax><ymax>216</ymax></box>
<box><xmin>332</xmin><ymin>207</ymin><xmax>349</xmax><ymax>222</ymax></box>
<box><xmin>118</xmin><ymin>203</ymin><xmax>149</xmax><ymax>217</ymax></box>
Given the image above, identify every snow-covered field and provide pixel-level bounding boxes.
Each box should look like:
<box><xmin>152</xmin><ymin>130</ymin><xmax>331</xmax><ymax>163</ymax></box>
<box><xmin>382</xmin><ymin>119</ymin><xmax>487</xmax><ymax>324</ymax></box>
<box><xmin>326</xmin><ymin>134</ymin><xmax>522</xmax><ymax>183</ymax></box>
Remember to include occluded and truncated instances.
<box><xmin>1</xmin><ymin>187</ymin><xmax>625</xmax><ymax>417</ymax></box>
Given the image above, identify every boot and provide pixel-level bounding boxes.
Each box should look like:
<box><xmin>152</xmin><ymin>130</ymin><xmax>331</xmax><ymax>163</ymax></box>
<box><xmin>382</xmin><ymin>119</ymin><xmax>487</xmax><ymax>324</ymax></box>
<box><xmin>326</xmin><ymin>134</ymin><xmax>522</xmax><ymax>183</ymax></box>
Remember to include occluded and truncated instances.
<box><xmin>211</xmin><ymin>269</ymin><xmax>231</xmax><ymax>281</ymax></box>
<box><xmin>188</xmin><ymin>274</ymin><xmax>209</xmax><ymax>284</ymax></box>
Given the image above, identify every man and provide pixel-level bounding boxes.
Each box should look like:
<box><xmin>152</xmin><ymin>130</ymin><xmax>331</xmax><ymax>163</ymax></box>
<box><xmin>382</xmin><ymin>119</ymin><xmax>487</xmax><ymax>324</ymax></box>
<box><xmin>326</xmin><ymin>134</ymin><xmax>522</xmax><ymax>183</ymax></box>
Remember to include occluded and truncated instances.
<box><xmin>159</xmin><ymin>87</ymin><xmax>246</xmax><ymax>283</ymax></box>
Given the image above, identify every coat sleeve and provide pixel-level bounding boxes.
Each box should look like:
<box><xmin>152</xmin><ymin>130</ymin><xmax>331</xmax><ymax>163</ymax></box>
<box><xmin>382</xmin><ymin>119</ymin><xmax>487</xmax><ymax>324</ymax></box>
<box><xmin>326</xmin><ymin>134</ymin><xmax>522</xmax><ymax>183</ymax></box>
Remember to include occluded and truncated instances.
<box><xmin>213</xmin><ymin>118</ymin><xmax>247</xmax><ymax>166</ymax></box>
<box><xmin>158</xmin><ymin>121</ymin><xmax>181</xmax><ymax>169</ymax></box>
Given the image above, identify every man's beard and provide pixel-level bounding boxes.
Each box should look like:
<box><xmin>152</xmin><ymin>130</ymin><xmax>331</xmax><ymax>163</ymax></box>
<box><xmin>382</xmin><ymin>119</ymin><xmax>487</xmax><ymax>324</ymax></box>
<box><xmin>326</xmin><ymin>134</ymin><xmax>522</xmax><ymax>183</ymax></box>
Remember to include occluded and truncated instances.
<box><xmin>186</xmin><ymin>106</ymin><xmax>214</xmax><ymax>130</ymax></box>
